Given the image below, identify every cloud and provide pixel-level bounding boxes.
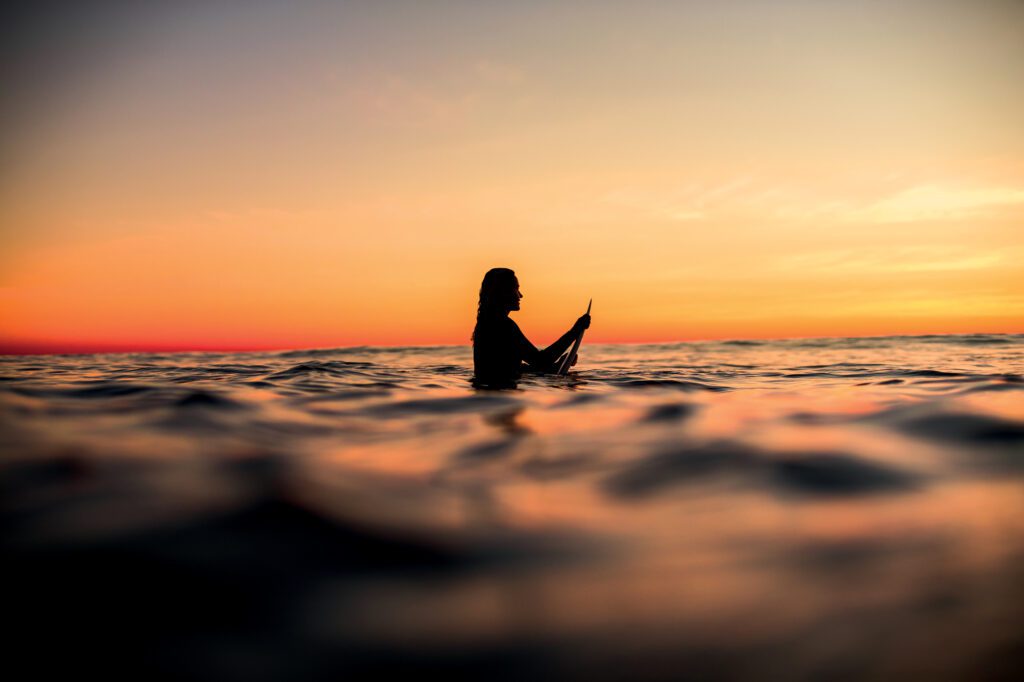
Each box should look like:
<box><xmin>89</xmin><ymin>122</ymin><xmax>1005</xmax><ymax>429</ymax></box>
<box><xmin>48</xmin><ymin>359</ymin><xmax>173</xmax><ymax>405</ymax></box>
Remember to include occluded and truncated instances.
<box><xmin>599</xmin><ymin>176</ymin><xmax>755</xmax><ymax>222</ymax></box>
<box><xmin>775</xmin><ymin>246</ymin><xmax>1004</xmax><ymax>275</ymax></box>
<box><xmin>345</xmin><ymin>74</ymin><xmax>480</xmax><ymax>126</ymax></box>
<box><xmin>473</xmin><ymin>59</ymin><xmax>524</xmax><ymax>85</ymax></box>
<box><xmin>343</xmin><ymin>60</ymin><xmax>525</xmax><ymax>127</ymax></box>
<box><xmin>843</xmin><ymin>185</ymin><xmax>1024</xmax><ymax>223</ymax></box>
<box><xmin>669</xmin><ymin>210</ymin><xmax>705</xmax><ymax>222</ymax></box>
<box><xmin>598</xmin><ymin>178</ymin><xmax>1024</xmax><ymax>226</ymax></box>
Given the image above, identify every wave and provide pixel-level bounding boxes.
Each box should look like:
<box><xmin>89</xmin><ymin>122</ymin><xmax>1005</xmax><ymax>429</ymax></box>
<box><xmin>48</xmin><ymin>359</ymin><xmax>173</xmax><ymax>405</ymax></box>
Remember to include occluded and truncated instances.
<box><xmin>611</xmin><ymin>379</ymin><xmax>730</xmax><ymax>392</ymax></box>
<box><xmin>603</xmin><ymin>441</ymin><xmax>920</xmax><ymax>500</ymax></box>
<box><xmin>267</xmin><ymin>360</ymin><xmax>380</xmax><ymax>380</ymax></box>
<box><xmin>894</xmin><ymin>411</ymin><xmax>1024</xmax><ymax>446</ymax></box>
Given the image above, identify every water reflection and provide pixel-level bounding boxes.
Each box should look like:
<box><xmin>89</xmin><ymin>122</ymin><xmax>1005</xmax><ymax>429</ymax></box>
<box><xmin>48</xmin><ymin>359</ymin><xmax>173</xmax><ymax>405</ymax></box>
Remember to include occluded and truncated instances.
<box><xmin>483</xmin><ymin>405</ymin><xmax>531</xmax><ymax>436</ymax></box>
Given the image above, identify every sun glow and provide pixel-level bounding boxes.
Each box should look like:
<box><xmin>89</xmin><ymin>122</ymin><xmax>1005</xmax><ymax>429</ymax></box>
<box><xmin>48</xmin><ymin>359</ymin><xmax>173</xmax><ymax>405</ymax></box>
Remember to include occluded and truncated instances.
<box><xmin>2</xmin><ymin>1</ymin><xmax>1023</xmax><ymax>352</ymax></box>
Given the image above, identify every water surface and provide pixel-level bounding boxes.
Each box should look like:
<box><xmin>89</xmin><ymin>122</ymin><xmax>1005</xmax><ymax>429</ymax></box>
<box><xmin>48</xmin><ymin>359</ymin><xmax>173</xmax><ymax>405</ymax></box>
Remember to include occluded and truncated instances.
<box><xmin>3</xmin><ymin>335</ymin><xmax>1024</xmax><ymax>680</ymax></box>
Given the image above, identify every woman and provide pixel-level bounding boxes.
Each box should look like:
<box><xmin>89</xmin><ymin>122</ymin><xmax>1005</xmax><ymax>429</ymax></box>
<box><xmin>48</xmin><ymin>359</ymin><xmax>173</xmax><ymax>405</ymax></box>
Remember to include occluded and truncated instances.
<box><xmin>472</xmin><ymin>267</ymin><xmax>591</xmax><ymax>387</ymax></box>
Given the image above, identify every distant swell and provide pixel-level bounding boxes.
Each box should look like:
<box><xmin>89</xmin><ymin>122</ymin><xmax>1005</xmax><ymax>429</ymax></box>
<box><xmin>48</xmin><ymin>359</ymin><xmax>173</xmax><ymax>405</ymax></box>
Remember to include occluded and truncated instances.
<box><xmin>613</xmin><ymin>379</ymin><xmax>730</xmax><ymax>392</ymax></box>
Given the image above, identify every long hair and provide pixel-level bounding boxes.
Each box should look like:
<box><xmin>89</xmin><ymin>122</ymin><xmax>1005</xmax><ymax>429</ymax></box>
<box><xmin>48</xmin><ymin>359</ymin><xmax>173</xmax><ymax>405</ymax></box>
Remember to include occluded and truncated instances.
<box><xmin>472</xmin><ymin>267</ymin><xmax>517</xmax><ymax>343</ymax></box>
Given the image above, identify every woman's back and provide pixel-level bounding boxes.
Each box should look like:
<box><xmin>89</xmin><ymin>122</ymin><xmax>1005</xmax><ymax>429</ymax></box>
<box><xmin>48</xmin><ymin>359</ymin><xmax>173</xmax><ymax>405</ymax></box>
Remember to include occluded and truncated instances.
<box><xmin>473</xmin><ymin>314</ymin><xmax>526</xmax><ymax>386</ymax></box>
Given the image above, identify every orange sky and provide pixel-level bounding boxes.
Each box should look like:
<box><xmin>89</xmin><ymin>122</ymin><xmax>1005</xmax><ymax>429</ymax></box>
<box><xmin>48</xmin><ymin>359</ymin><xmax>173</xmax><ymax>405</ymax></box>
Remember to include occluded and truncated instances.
<box><xmin>2</xmin><ymin>1</ymin><xmax>1023</xmax><ymax>352</ymax></box>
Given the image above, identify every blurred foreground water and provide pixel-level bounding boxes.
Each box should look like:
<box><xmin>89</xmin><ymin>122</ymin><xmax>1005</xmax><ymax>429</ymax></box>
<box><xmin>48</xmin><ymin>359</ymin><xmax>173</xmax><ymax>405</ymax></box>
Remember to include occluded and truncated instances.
<box><xmin>3</xmin><ymin>334</ymin><xmax>1024</xmax><ymax>680</ymax></box>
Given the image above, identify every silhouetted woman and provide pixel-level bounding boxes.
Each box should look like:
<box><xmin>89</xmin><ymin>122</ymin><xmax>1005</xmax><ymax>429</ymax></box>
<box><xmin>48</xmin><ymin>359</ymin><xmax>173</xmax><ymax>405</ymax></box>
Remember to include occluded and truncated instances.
<box><xmin>472</xmin><ymin>268</ymin><xmax>590</xmax><ymax>387</ymax></box>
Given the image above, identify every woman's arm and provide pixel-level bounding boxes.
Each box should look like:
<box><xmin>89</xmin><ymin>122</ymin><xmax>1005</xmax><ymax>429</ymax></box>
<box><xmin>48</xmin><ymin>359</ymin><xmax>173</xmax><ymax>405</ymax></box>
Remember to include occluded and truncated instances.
<box><xmin>516</xmin><ymin>314</ymin><xmax>590</xmax><ymax>371</ymax></box>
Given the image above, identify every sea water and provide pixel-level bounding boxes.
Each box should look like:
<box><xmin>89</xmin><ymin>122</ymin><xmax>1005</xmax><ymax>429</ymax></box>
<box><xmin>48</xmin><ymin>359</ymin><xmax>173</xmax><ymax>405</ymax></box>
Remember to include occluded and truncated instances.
<box><xmin>3</xmin><ymin>335</ymin><xmax>1023</xmax><ymax>680</ymax></box>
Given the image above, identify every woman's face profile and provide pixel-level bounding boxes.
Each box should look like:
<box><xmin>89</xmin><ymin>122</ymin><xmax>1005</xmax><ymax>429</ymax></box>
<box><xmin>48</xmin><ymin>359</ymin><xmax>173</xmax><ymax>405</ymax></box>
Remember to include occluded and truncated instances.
<box><xmin>511</xmin><ymin>279</ymin><xmax>522</xmax><ymax>311</ymax></box>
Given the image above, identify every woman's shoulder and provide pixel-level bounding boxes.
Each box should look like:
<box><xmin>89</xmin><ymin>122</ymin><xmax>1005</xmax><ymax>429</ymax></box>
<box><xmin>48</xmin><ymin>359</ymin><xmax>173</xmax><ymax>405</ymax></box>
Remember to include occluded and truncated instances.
<box><xmin>476</xmin><ymin>316</ymin><xmax>523</xmax><ymax>344</ymax></box>
<box><xmin>479</xmin><ymin>314</ymin><xmax>517</xmax><ymax>328</ymax></box>
<box><xmin>475</xmin><ymin>315</ymin><xmax>513</xmax><ymax>336</ymax></box>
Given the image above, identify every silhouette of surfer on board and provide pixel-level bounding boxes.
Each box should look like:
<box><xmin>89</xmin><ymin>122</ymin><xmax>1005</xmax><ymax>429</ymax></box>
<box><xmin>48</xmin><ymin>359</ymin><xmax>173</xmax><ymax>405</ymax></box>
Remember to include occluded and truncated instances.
<box><xmin>472</xmin><ymin>268</ymin><xmax>591</xmax><ymax>388</ymax></box>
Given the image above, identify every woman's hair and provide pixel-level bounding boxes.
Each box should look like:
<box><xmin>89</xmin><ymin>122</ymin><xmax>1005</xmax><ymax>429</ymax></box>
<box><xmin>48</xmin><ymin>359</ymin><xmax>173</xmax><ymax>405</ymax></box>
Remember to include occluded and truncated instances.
<box><xmin>472</xmin><ymin>267</ymin><xmax>517</xmax><ymax>342</ymax></box>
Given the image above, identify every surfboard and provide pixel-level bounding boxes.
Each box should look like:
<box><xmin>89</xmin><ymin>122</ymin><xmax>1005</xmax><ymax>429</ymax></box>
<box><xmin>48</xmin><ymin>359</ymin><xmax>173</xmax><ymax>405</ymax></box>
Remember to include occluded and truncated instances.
<box><xmin>557</xmin><ymin>299</ymin><xmax>591</xmax><ymax>376</ymax></box>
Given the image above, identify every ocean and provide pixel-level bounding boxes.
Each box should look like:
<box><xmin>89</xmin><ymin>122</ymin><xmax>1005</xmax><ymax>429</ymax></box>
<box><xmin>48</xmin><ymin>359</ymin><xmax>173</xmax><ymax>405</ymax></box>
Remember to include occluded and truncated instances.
<box><xmin>3</xmin><ymin>334</ymin><xmax>1024</xmax><ymax>680</ymax></box>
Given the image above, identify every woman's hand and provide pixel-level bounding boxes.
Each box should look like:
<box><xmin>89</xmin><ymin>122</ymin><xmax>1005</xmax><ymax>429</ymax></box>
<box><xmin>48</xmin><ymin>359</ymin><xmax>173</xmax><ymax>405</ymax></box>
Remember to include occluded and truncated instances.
<box><xmin>574</xmin><ymin>314</ymin><xmax>591</xmax><ymax>332</ymax></box>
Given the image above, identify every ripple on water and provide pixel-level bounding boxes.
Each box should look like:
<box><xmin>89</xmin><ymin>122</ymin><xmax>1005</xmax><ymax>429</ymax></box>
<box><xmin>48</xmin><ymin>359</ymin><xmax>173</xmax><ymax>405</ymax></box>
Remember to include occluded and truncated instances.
<box><xmin>366</xmin><ymin>394</ymin><xmax>522</xmax><ymax>417</ymax></box>
<box><xmin>611</xmin><ymin>378</ymin><xmax>729</xmax><ymax>392</ymax></box>
<box><xmin>639</xmin><ymin>402</ymin><xmax>698</xmax><ymax>423</ymax></box>
<box><xmin>173</xmin><ymin>390</ymin><xmax>249</xmax><ymax>410</ymax></box>
<box><xmin>267</xmin><ymin>360</ymin><xmax>380</xmax><ymax>380</ymax></box>
<box><xmin>896</xmin><ymin>411</ymin><xmax>1024</xmax><ymax>446</ymax></box>
<box><xmin>603</xmin><ymin>440</ymin><xmax>922</xmax><ymax>500</ymax></box>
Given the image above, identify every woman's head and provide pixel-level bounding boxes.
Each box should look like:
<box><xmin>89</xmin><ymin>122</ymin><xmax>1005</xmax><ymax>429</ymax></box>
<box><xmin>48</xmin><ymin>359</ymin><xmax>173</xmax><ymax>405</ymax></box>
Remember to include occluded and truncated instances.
<box><xmin>478</xmin><ymin>267</ymin><xmax>522</xmax><ymax>316</ymax></box>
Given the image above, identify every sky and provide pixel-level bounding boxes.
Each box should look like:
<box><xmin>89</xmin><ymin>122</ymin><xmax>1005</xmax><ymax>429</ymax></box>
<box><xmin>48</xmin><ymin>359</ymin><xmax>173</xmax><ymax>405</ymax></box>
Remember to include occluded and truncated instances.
<box><xmin>2</xmin><ymin>0</ymin><xmax>1023</xmax><ymax>352</ymax></box>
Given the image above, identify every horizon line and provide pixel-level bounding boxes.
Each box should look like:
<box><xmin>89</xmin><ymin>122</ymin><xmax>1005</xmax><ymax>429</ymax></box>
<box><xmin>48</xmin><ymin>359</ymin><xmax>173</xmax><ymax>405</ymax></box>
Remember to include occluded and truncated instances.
<box><xmin>2</xmin><ymin>331</ymin><xmax>1021</xmax><ymax>356</ymax></box>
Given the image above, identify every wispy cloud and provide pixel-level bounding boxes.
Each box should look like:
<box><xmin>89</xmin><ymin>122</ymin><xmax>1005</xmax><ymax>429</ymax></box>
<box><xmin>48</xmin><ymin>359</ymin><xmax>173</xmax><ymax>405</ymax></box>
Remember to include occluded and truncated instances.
<box><xmin>775</xmin><ymin>245</ymin><xmax>1005</xmax><ymax>275</ymax></box>
<box><xmin>842</xmin><ymin>185</ymin><xmax>1024</xmax><ymax>223</ymax></box>
<box><xmin>343</xmin><ymin>59</ymin><xmax>525</xmax><ymax>127</ymax></box>
<box><xmin>473</xmin><ymin>59</ymin><xmax>525</xmax><ymax>85</ymax></box>
<box><xmin>600</xmin><ymin>176</ymin><xmax>755</xmax><ymax>222</ymax></box>
<box><xmin>599</xmin><ymin>179</ymin><xmax>1024</xmax><ymax>225</ymax></box>
<box><xmin>205</xmin><ymin>207</ymin><xmax>330</xmax><ymax>223</ymax></box>
<box><xmin>345</xmin><ymin>74</ymin><xmax>479</xmax><ymax>126</ymax></box>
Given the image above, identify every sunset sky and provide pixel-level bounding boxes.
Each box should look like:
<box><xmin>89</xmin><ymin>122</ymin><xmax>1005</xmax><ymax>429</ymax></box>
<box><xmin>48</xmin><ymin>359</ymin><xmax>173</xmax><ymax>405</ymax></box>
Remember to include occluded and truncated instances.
<box><xmin>2</xmin><ymin>0</ymin><xmax>1023</xmax><ymax>352</ymax></box>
